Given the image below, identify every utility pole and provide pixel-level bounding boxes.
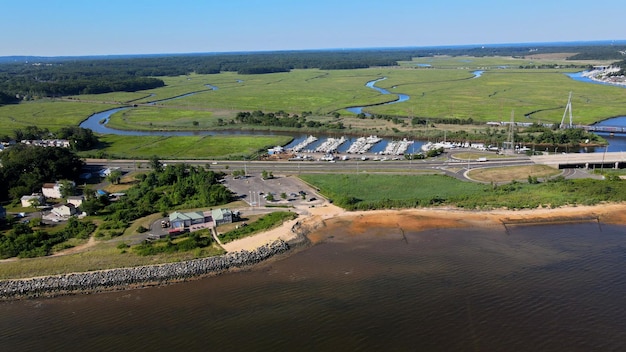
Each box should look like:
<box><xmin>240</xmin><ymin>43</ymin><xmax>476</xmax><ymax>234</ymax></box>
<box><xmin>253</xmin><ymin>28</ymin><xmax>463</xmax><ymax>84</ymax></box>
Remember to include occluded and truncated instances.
<box><xmin>560</xmin><ymin>92</ymin><xmax>573</xmax><ymax>128</ymax></box>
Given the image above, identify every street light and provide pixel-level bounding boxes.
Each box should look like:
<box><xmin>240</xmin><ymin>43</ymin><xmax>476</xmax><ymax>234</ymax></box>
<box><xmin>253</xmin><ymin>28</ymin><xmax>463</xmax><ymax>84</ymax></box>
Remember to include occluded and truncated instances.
<box><xmin>601</xmin><ymin>145</ymin><xmax>608</xmax><ymax>173</ymax></box>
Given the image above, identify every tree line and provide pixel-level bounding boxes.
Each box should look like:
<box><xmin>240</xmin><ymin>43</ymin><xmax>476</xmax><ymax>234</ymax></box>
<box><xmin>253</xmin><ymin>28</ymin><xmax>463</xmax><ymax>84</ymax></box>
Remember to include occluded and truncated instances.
<box><xmin>0</xmin><ymin>144</ymin><xmax>84</xmax><ymax>202</ymax></box>
<box><xmin>1</xmin><ymin>126</ymin><xmax>99</xmax><ymax>151</ymax></box>
<box><xmin>234</xmin><ymin>110</ymin><xmax>345</xmax><ymax>130</ymax></box>
<box><xmin>0</xmin><ymin>217</ymin><xmax>96</xmax><ymax>259</ymax></box>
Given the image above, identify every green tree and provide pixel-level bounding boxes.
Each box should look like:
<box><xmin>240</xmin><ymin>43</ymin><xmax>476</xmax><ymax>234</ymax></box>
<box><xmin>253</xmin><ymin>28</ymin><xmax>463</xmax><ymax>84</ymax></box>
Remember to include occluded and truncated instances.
<box><xmin>107</xmin><ymin>170</ymin><xmax>123</xmax><ymax>185</ymax></box>
<box><xmin>59</xmin><ymin>180</ymin><xmax>76</xmax><ymax>199</ymax></box>
<box><xmin>0</xmin><ymin>144</ymin><xmax>83</xmax><ymax>202</ymax></box>
<box><xmin>149</xmin><ymin>155</ymin><xmax>163</xmax><ymax>172</ymax></box>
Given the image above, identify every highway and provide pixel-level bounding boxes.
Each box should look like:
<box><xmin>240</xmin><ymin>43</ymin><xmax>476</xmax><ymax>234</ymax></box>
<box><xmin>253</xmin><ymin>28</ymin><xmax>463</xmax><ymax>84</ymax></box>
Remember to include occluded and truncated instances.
<box><xmin>84</xmin><ymin>154</ymin><xmax>535</xmax><ymax>179</ymax></box>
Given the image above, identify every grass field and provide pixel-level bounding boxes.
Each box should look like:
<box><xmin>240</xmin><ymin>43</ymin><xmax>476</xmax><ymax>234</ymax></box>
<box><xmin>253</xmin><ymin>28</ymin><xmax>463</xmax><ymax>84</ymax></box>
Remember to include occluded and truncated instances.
<box><xmin>300</xmin><ymin>171</ymin><xmax>626</xmax><ymax>210</ymax></box>
<box><xmin>106</xmin><ymin>107</ymin><xmax>218</xmax><ymax>130</ymax></box>
<box><xmin>0</xmin><ymin>236</ymin><xmax>226</xmax><ymax>280</ymax></box>
<box><xmin>80</xmin><ymin>134</ymin><xmax>293</xmax><ymax>159</ymax></box>
<box><xmin>467</xmin><ymin>165</ymin><xmax>562</xmax><ymax>183</ymax></box>
<box><xmin>299</xmin><ymin>173</ymin><xmax>488</xmax><ymax>204</ymax></box>
<box><xmin>2</xmin><ymin>54</ymin><xmax>625</xmax><ymax>158</ymax></box>
<box><xmin>0</xmin><ymin>100</ymin><xmax>114</xmax><ymax>136</ymax></box>
<box><xmin>55</xmin><ymin>56</ymin><xmax>626</xmax><ymax>127</ymax></box>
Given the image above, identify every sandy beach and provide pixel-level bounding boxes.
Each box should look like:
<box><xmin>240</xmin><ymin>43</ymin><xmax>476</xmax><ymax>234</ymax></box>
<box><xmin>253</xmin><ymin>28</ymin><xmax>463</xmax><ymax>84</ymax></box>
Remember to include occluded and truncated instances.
<box><xmin>222</xmin><ymin>202</ymin><xmax>626</xmax><ymax>251</ymax></box>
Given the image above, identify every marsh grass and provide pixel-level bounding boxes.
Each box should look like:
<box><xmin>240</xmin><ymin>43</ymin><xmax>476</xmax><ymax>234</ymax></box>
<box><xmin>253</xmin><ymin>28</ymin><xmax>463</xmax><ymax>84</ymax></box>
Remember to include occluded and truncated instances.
<box><xmin>2</xmin><ymin>55</ymin><xmax>624</xmax><ymax>158</ymax></box>
<box><xmin>0</xmin><ymin>100</ymin><xmax>114</xmax><ymax>135</ymax></box>
<box><xmin>80</xmin><ymin>134</ymin><xmax>293</xmax><ymax>159</ymax></box>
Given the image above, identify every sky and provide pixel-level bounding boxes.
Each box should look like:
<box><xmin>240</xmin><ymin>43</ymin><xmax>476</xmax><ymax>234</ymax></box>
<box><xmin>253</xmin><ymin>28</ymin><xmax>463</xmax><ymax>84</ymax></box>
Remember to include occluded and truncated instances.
<box><xmin>1</xmin><ymin>0</ymin><xmax>625</xmax><ymax>57</ymax></box>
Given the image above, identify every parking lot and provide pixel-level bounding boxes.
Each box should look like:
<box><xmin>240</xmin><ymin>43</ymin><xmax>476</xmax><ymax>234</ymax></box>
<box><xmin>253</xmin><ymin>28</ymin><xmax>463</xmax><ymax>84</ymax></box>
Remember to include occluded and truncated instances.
<box><xmin>222</xmin><ymin>173</ymin><xmax>323</xmax><ymax>207</ymax></box>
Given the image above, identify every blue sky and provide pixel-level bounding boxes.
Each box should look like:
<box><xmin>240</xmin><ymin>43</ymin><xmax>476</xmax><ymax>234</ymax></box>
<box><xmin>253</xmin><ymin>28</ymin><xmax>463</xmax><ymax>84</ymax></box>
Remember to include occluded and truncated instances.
<box><xmin>2</xmin><ymin>0</ymin><xmax>624</xmax><ymax>56</ymax></box>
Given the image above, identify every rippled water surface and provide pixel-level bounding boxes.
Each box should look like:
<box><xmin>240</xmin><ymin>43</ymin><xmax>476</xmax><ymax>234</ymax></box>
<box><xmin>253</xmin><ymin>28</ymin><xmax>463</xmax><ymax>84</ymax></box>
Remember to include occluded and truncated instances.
<box><xmin>2</xmin><ymin>222</ymin><xmax>626</xmax><ymax>351</ymax></box>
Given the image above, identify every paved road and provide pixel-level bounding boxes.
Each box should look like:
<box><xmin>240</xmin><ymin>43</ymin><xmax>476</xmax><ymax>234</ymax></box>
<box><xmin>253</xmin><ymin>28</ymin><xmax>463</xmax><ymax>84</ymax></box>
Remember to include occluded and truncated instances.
<box><xmin>84</xmin><ymin>153</ymin><xmax>534</xmax><ymax>182</ymax></box>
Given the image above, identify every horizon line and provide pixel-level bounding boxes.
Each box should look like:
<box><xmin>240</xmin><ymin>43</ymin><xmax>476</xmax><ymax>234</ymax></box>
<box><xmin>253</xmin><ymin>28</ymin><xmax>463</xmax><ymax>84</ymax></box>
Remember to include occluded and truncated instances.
<box><xmin>2</xmin><ymin>39</ymin><xmax>626</xmax><ymax>60</ymax></box>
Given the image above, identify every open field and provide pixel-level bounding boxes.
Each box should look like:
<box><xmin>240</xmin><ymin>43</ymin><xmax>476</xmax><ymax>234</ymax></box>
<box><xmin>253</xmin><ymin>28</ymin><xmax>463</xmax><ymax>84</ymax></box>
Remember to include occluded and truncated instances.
<box><xmin>106</xmin><ymin>107</ymin><xmax>217</xmax><ymax>130</ymax></box>
<box><xmin>298</xmin><ymin>173</ymin><xmax>488</xmax><ymax>204</ymax></box>
<box><xmin>0</xmin><ymin>236</ymin><xmax>225</xmax><ymax>280</ymax></box>
<box><xmin>400</xmin><ymin>54</ymin><xmax>616</xmax><ymax>69</ymax></box>
<box><xmin>467</xmin><ymin>165</ymin><xmax>562</xmax><ymax>183</ymax></box>
<box><xmin>365</xmin><ymin>69</ymin><xmax>626</xmax><ymax>122</ymax></box>
<box><xmin>50</xmin><ymin>56</ymin><xmax>626</xmax><ymax>126</ymax></box>
<box><xmin>300</xmin><ymin>172</ymin><xmax>626</xmax><ymax>210</ymax></box>
<box><xmin>0</xmin><ymin>100</ymin><xmax>114</xmax><ymax>136</ymax></box>
<box><xmin>1</xmin><ymin>55</ymin><xmax>625</xmax><ymax>158</ymax></box>
<box><xmin>80</xmin><ymin>134</ymin><xmax>293</xmax><ymax>159</ymax></box>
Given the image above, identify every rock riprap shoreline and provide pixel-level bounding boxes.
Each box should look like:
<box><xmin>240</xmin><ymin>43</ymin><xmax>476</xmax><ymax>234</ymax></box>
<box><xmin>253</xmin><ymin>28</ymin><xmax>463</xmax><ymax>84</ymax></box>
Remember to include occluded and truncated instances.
<box><xmin>0</xmin><ymin>240</ymin><xmax>290</xmax><ymax>300</ymax></box>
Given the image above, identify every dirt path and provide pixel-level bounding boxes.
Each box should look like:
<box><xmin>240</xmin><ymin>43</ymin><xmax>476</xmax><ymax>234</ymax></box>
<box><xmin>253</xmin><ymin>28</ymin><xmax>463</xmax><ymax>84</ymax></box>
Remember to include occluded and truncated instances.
<box><xmin>51</xmin><ymin>236</ymin><xmax>97</xmax><ymax>257</ymax></box>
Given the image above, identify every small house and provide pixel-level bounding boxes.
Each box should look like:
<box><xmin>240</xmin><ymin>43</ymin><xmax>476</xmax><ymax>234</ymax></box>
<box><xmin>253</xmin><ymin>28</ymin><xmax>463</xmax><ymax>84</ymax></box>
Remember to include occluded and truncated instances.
<box><xmin>51</xmin><ymin>203</ymin><xmax>77</xmax><ymax>217</ymax></box>
<box><xmin>42</xmin><ymin>183</ymin><xmax>61</xmax><ymax>198</ymax></box>
<box><xmin>67</xmin><ymin>195</ymin><xmax>85</xmax><ymax>208</ymax></box>
<box><xmin>21</xmin><ymin>194</ymin><xmax>45</xmax><ymax>207</ymax></box>
<box><xmin>212</xmin><ymin>208</ymin><xmax>233</xmax><ymax>226</ymax></box>
<box><xmin>169</xmin><ymin>211</ymin><xmax>210</xmax><ymax>230</ymax></box>
<box><xmin>42</xmin><ymin>181</ymin><xmax>75</xmax><ymax>199</ymax></box>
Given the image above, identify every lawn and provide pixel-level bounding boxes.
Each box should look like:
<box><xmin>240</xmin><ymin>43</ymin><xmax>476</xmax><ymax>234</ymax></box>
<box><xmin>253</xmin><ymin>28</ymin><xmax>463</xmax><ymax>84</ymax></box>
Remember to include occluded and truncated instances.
<box><xmin>299</xmin><ymin>173</ymin><xmax>488</xmax><ymax>209</ymax></box>
<box><xmin>467</xmin><ymin>165</ymin><xmax>562</xmax><ymax>183</ymax></box>
<box><xmin>301</xmin><ymin>172</ymin><xmax>626</xmax><ymax>211</ymax></box>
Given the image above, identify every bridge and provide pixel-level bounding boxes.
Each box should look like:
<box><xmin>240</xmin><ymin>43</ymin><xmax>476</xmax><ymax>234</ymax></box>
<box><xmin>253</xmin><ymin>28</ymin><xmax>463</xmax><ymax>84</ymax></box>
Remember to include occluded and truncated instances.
<box><xmin>531</xmin><ymin>152</ymin><xmax>626</xmax><ymax>169</ymax></box>
<box><xmin>579</xmin><ymin>125</ymin><xmax>626</xmax><ymax>134</ymax></box>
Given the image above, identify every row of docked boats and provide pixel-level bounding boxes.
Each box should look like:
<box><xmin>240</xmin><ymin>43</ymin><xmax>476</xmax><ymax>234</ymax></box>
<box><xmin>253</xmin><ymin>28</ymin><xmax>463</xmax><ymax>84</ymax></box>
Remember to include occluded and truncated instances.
<box><xmin>345</xmin><ymin>135</ymin><xmax>382</xmax><ymax>154</ymax></box>
<box><xmin>290</xmin><ymin>135</ymin><xmax>318</xmax><ymax>153</ymax></box>
<box><xmin>289</xmin><ymin>135</ymin><xmax>419</xmax><ymax>156</ymax></box>
<box><xmin>315</xmin><ymin>136</ymin><xmax>347</xmax><ymax>153</ymax></box>
<box><xmin>381</xmin><ymin>138</ymin><xmax>414</xmax><ymax>155</ymax></box>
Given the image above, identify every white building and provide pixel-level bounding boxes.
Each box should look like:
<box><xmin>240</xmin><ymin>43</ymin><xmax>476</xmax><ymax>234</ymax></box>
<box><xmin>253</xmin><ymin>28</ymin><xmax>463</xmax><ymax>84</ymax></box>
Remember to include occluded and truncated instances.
<box><xmin>41</xmin><ymin>181</ymin><xmax>75</xmax><ymax>199</ymax></box>
<box><xmin>21</xmin><ymin>194</ymin><xmax>45</xmax><ymax>207</ymax></box>
<box><xmin>67</xmin><ymin>195</ymin><xmax>85</xmax><ymax>208</ymax></box>
<box><xmin>51</xmin><ymin>203</ymin><xmax>77</xmax><ymax>217</ymax></box>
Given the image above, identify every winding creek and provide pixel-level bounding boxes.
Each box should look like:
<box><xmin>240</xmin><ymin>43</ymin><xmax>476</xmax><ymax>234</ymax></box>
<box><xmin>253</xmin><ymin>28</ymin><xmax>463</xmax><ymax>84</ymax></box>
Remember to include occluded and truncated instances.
<box><xmin>78</xmin><ymin>70</ymin><xmax>626</xmax><ymax>153</ymax></box>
